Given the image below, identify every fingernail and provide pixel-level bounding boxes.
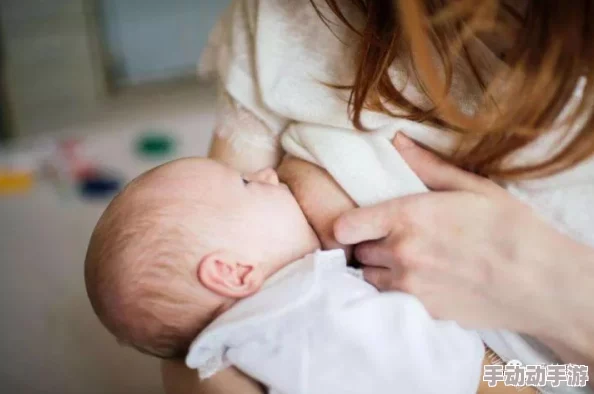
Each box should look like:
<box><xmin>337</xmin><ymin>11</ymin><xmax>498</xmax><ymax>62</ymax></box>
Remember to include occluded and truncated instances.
<box><xmin>394</xmin><ymin>133</ymin><xmax>415</xmax><ymax>149</ymax></box>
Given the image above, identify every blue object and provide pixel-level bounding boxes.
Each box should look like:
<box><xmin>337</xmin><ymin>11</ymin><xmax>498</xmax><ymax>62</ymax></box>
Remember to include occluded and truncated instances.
<box><xmin>79</xmin><ymin>172</ymin><xmax>122</xmax><ymax>199</ymax></box>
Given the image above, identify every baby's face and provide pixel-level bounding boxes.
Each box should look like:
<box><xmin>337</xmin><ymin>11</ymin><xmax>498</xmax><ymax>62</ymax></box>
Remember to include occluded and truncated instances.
<box><xmin>144</xmin><ymin>159</ymin><xmax>321</xmax><ymax>270</ymax></box>
<box><xmin>207</xmin><ymin>160</ymin><xmax>320</xmax><ymax>265</ymax></box>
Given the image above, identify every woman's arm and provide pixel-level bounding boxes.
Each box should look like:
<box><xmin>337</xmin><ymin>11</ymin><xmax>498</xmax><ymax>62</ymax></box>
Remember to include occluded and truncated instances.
<box><xmin>208</xmin><ymin>133</ymin><xmax>282</xmax><ymax>173</ymax></box>
<box><xmin>207</xmin><ymin>92</ymin><xmax>284</xmax><ymax>173</ymax></box>
<box><xmin>161</xmin><ymin>359</ymin><xmax>265</xmax><ymax>394</ymax></box>
<box><xmin>538</xmin><ymin>245</ymin><xmax>594</xmax><ymax>385</ymax></box>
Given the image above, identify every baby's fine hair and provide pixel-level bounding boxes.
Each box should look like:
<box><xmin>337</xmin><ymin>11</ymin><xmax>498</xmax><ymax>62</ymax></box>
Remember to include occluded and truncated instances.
<box><xmin>84</xmin><ymin>181</ymin><xmax>213</xmax><ymax>359</ymax></box>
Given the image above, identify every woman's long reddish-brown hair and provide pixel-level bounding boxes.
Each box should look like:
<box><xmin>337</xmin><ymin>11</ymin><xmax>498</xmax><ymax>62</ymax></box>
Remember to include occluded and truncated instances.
<box><xmin>313</xmin><ymin>0</ymin><xmax>594</xmax><ymax>179</ymax></box>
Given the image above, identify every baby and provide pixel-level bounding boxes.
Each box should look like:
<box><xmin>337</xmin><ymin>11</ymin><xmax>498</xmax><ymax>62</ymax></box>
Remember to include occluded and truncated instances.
<box><xmin>85</xmin><ymin>157</ymin><xmax>524</xmax><ymax>394</ymax></box>
<box><xmin>85</xmin><ymin>158</ymin><xmax>320</xmax><ymax>358</ymax></box>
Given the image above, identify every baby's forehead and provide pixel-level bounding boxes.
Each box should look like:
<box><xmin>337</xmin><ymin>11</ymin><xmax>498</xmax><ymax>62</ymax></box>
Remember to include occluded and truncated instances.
<box><xmin>113</xmin><ymin>159</ymin><xmax>247</xmax><ymax>234</ymax></box>
<box><xmin>125</xmin><ymin>161</ymin><xmax>231</xmax><ymax>201</ymax></box>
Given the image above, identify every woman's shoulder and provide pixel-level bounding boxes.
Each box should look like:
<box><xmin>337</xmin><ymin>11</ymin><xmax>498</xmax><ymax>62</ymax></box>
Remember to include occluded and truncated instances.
<box><xmin>202</xmin><ymin>0</ymin><xmax>356</xmax><ymax>75</ymax></box>
<box><xmin>201</xmin><ymin>0</ymin><xmax>363</xmax><ymax>127</ymax></box>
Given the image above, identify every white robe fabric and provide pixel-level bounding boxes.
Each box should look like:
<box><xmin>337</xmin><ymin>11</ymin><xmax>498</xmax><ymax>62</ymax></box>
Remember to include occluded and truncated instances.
<box><xmin>186</xmin><ymin>250</ymin><xmax>485</xmax><ymax>394</ymax></box>
<box><xmin>281</xmin><ymin>125</ymin><xmax>429</xmax><ymax>207</ymax></box>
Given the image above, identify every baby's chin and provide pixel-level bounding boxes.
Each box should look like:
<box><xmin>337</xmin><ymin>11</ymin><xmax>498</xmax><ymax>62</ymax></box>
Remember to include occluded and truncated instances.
<box><xmin>266</xmin><ymin>229</ymin><xmax>321</xmax><ymax>275</ymax></box>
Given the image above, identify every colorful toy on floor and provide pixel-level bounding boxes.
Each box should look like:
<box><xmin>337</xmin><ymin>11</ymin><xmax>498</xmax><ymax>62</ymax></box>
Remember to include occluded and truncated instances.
<box><xmin>78</xmin><ymin>170</ymin><xmax>123</xmax><ymax>199</ymax></box>
<box><xmin>0</xmin><ymin>147</ymin><xmax>44</xmax><ymax>195</ymax></box>
<box><xmin>136</xmin><ymin>131</ymin><xmax>176</xmax><ymax>158</ymax></box>
<box><xmin>1</xmin><ymin>137</ymin><xmax>124</xmax><ymax>199</ymax></box>
<box><xmin>41</xmin><ymin>138</ymin><xmax>123</xmax><ymax>200</ymax></box>
<box><xmin>0</xmin><ymin>170</ymin><xmax>34</xmax><ymax>195</ymax></box>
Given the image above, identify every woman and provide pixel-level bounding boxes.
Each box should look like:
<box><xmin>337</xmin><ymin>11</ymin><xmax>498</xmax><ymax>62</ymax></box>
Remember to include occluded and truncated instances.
<box><xmin>163</xmin><ymin>0</ymin><xmax>594</xmax><ymax>392</ymax></box>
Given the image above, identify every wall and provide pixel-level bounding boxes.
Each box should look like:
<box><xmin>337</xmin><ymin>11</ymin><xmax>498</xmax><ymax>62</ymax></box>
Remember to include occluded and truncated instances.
<box><xmin>0</xmin><ymin>0</ymin><xmax>229</xmax><ymax>138</ymax></box>
<box><xmin>0</xmin><ymin>0</ymin><xmax>105</xmax><ymax>138</ymax></box>
<box><xmin>100</xmin><ymin>0</ymin><xmax>229</xmax><ymax>86</ymax></box>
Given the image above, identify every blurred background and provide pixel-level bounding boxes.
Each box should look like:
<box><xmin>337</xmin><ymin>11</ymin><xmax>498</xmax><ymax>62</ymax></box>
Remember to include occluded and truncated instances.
<box><xmin>0</xmin><ymin>1</ymin><xmax>230</xmax><ymax>393</ymax></box>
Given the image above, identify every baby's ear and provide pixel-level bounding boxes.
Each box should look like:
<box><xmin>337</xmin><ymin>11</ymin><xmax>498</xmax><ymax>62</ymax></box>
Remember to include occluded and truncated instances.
<box><xmin>197</xmin><ymin>251</ymin><xmax>264</xmax><ymax>298</ymax></box>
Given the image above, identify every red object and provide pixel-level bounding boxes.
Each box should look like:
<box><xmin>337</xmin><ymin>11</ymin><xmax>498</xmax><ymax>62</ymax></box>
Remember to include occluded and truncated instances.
<box><xmin>58</xmin><ymin>139</ymin><xmax>95</xmax><ymax>180</ymax></box>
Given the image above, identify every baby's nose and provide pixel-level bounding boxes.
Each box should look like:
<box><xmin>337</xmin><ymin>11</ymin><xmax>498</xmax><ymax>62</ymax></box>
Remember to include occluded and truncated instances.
<box><xmin>251</xmin><ymin>168</ymin><xmax>279</xmax><ymax>186</ymax></box>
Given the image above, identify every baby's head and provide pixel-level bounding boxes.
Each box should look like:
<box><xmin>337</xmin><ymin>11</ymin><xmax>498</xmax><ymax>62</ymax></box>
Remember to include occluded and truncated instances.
<box><xmin>85</xmin><ymin>158</ymin><xmax>319</xmax><ymax>359</ymax></box>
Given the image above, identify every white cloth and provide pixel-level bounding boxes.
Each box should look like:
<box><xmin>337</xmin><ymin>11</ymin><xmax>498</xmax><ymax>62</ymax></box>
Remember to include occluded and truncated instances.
<box><xmin>186</xmin><ymin>250</ymin><xmax>485</xmax><ymax>394</ymax></box>
<box><xmin>281</xmin><ymin>124</ymin><xmax>429</xmax><ymax>207</ymax></box>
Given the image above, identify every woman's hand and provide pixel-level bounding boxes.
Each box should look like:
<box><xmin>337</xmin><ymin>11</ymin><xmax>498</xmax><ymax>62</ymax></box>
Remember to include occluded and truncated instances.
<box><xmin>334</xmin><ymin>134</ymin><xmax>594</xmax><ymax>344</ymax></box>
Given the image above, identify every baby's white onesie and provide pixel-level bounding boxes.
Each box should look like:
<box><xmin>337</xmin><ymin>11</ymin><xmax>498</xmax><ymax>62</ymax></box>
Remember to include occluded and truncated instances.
<box><xmin>186</xmin><ymin>250</ymin><xmax>485</xmax><ymax>394</ymax></box>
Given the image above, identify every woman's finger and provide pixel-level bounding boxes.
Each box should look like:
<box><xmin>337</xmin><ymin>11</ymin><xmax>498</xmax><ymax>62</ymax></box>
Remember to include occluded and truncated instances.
<box><xmin>354</xmin><ymin>239</ymin><xmax>396</xmax><ymax>268</ymax></box>
<box><xmin>393</xmin><ymin>133</ymin><xmax>497</xmax><ymax>193</ymax></box>
<box><xmin>334</xmin><ymin>200</ymin><xmax>404</xmax><ymax>245</ymax></box>
<box><xmin>362</xmin><ymin>266</ymin><xmax>394</xmax><ymax>291</ymax></box>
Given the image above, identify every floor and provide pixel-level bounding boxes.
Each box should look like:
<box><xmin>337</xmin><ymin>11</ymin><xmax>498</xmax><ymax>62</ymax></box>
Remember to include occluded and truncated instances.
<box><xmin>0</xmin><ymin>82</ymin><xmax>216</xmax><ymax>394</ymax></box>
